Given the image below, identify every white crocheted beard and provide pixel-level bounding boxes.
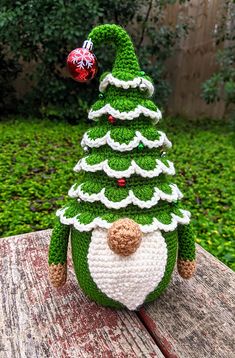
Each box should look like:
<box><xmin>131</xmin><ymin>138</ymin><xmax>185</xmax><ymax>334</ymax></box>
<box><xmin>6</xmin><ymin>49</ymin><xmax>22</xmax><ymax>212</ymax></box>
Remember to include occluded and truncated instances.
<box><xmin>87</xmin><ymin>228</ymin><xmax>168</xmax><ymax>310</ymax></box>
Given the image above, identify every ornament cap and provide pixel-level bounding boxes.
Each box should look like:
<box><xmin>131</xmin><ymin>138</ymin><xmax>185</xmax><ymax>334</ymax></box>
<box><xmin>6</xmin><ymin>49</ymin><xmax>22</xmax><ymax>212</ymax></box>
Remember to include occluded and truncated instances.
<box><xmin>82</xmin><ymin>39</ymin><xmax>93</xmax><ymax>51</ymax></box>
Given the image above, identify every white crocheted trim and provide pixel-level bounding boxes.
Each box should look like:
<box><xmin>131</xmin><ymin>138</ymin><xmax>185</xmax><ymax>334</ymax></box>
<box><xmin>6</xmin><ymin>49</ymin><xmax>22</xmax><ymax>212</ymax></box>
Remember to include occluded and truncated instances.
<box><xmin>88</xmin><ymin>104</ymin><xmax>162</xmax><ymax>123</ymax></box>
<box><xmin>81</xmin><ymin>130</ymin><xmax>172</xmax><ymax>152</ymax></box>
<box><xmin>88</xmin><ymin>228</ymin><xmax>167</xmax><ymax>310</ymax></box>
<box><xmin>74</xmin><ymin>158</ymin><xmax>175</xmax><ymax>178</ymax></box>
<box><xmin>56</xmin><ymin>207</ymin><xmax>191</xmax><ymax>233</ymax></box>
<box><xmin>99</xmin><ymin>73</ymin><xmax>155</xmax><ymax>97</ymax></box>
<box><xmin>68</xmin><ymin>183</ymin><xmax>183</xmax><ymax>209</ymax></box>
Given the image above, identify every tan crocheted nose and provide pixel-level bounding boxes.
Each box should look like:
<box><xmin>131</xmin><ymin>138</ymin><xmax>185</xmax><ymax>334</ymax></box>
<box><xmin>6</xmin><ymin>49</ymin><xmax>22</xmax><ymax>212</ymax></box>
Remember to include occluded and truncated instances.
<box><xmin>107</xmin><ymin>218</ymin><xmax>142</xmax><ymax>256</ymax></box>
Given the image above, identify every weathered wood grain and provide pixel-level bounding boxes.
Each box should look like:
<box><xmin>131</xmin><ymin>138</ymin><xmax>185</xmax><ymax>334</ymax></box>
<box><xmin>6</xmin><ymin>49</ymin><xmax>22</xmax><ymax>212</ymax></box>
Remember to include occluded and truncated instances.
<box><xmin>0</xmin><ymin>230</ymin><xmax>163</xmax><ymax>358</ymax></box>
<box><xmin>138</xmin><ymin>245</ymin><xmax>235</xmax><ymax>358</ymax></box>
<box><xmin>164</xmin><ymin>0</ymin><xmax>227</xmax><ymax>119</ymax></box>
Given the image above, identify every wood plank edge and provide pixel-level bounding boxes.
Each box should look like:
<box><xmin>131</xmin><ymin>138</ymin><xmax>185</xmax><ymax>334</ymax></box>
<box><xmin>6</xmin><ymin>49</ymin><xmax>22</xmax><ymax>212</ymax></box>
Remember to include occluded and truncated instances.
<box><xmin>196</xmin><ymin>244</ymin><xmax>234</xmax><ymax>274</ymax></box>
<box><xmin>137</xmin><ymin>307</ymin><xmax>178</xmax><ymax>358</ymax></box>
<box><xmin>0</xmin><ymin>229</ymin><xmax>52</xmax><ymax>240</ymax></box>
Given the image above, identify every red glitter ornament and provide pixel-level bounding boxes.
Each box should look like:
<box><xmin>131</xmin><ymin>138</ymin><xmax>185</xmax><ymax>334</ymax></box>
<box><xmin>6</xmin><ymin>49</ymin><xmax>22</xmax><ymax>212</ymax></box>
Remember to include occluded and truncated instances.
<box><xmin>108</xmin><ymin>115</ymin><xmax>116</xmax><ymax>124</ymax></box>
<box><xmin>117</xmin><ymin>178</ymin><xmax>126</xmax><ymax>187</ymax></box>
<box><xmin>67</xmin><ymin>40</ymin><xmax>98</xmax><ymax>83</ymax></box>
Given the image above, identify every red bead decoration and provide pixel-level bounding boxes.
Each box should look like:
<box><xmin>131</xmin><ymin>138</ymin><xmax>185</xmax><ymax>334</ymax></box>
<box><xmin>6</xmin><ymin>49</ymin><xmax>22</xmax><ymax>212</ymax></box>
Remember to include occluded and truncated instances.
<box><xmin>67</xmin><ymin>47</ymin><xmax>98</xmax><ymax>82</ymax></box>
<box><xmin>117</xmin><ymin>178</ymin><xmax>126</xmax><ymax>187</ymax></box>
<box><xmin>108</xmin><ymin>115</ymin><xmax>116</xmax><ymax>124</ymax></box>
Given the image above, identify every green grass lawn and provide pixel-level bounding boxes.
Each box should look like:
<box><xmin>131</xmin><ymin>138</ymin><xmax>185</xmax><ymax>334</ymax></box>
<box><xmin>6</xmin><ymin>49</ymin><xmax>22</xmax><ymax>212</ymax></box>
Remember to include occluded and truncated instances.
<box><xmin>0</xmin><ymin>117</ymin><xmax>234</xmax><ymax>270</ymax></box>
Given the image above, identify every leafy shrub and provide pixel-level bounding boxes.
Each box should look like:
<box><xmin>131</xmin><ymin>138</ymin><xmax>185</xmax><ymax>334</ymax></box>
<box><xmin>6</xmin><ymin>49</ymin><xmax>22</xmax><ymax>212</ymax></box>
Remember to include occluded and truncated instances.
<box><xmin>0</xmin><ymin>117</ymin><xmax>234</xmax><ymax>270</ymax></box>
<box><xmin>0</xmin><ymin>46</ymin><xmax>21</xmax><ymax>116</ymax></box>
<box><xmin>202</xmin><ymin>48</ymin><xmax>235</xmax><ymax>105</ymax></box>
<box><xmin>0</xmin><ymin>0</ymin><xmax>189</xmax><ymax>120</ymax></box>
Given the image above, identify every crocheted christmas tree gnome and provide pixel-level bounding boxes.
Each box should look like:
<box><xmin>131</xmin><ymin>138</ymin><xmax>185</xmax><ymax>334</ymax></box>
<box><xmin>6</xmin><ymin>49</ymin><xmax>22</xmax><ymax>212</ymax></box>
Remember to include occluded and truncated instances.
<box><xmin>48</xmin><ymin>24</ymin><xmax>196</xmax><ymax>310</ymax></box>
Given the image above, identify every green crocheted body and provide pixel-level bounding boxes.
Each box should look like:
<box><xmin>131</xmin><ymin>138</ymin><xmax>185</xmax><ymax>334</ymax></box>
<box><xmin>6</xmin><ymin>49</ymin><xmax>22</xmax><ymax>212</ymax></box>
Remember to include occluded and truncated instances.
<box><xmin>71</xmin><ymin>228</ymin><xmax>178</xmax><ymax>308</ymax></box>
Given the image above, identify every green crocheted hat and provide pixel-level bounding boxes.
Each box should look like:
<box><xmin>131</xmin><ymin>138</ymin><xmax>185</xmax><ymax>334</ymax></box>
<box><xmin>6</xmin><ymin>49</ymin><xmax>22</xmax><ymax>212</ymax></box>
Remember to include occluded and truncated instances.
<box><xmin>56</xmin><ymin>23</ymin><xmax>190</xmax><ymax>235</ymax></box>
<box><xmin>88</xmin><ymin>24</ymin><xmax>155</xmax><ymax>98</ymax></box>
<box><xmin>86</xmin><ymin>24</ymin><xmax>159</xmax><ymax>123</ymax></box>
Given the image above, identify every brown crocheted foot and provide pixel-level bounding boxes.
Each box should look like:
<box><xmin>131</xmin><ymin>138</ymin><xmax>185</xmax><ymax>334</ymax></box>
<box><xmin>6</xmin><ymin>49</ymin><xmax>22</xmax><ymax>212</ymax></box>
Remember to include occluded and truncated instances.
<box><xmin>177</xmin><ymin>259</ymin><xmax>196</xmax><ymax>279</ymax></box>
<box><xmin>49</xmin><ymin>263</ymin><xmax>67</xmax><ymax>287</ymax></box>
<box><xmin>107</xmin><ymin>218</ymin><xmax>142</xmax><ymax>256</ymax></box>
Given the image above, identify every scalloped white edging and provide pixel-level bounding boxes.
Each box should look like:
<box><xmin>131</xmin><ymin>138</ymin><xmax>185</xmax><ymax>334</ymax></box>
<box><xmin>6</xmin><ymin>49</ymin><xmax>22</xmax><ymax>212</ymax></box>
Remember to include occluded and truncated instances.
<box><xmin>56</xmin><ymin>207</ymin><xmax>191</xmax><ymax>233</ymax></box>
<box><xmin>99</xmin><ymin>73</ymin><xmax>155</xmax><ymax>97</ymax></box>
<box><xmin>88</xmin><ymin>104</ymin><xmax>162</xmax><ymax>122</ymax></box>
<box><xmin>74</xmin><ymin>157</ymin><xmax>175</xmax><ymax>178</ymax></box>
<box><xmin>68</xmin><ymin>183</ymin><xmax>183</xmax><ymax>209</ymax></box>
<box><xmin>81</xmin><ymin>130</ymin><xmax>172</xmax><ymax>152</ymax></box>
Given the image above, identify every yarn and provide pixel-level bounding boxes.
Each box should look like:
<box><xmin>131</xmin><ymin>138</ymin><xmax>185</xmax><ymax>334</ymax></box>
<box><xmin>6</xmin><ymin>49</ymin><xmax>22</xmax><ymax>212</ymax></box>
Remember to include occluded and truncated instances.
<box><xmin>48</xmin><ymin>24</ymin><xmax>196</xmax><ymax>310</ymax></box>
<box><xmin>89</xmin><ymin>228</ymin><xmax>167</xmax><ymax>310</ymax></box>
<box><xmin>70</xmin><ymin>228</ymin><xmax>177</xmax><ymax>309</ymax></box>
<box><xmin>56</xmin><ymin>204</ymin><xmax>191</xmax><ymax>233</ymax></box>
<box><xmin>49</xmin><ymin>263</ymin><xmax>67</xmax><ymax>287</ymax></box>
<box><xmin>71</xmin><ymin>229</ymin><xmax>123</xmax><ymax>308</ymax></box>
<box><xmin>145</xmin><ymin>230</ymin><xmax>177</xmax><ymax>302</ymax></box>
<box><xmin>84</xmin><ymin>118</ymin><xmax>169</xmax><ymax>141</ymax></box>
<box><xmin>178</xmin><ymin>224</ymin><xmax>196</xmax><ymax>261</ymax></box>
<box><xmin>99</xmin><ymin>73</ymin><xmax>154</xmax><ymax>97</ymax></box>
<box><xmin>89</xmin><ymin>103</ymin><xmax>162</xmax><ymax>122</ymax></box>
<box><xmin>68</xmin><ymin>183</ymin><xmax>183</xmax><ymax>209</ymax></box>
<box><xmin>81</xmin><ymin>129</ymin><xmax>172</xmax><ymax>152</ymax></box>
<box><xmin>48</xmin><ymin>219</ymin><xmax>69</xmax><ymax>265</ymax></box>
<box><xmin>177</xmin><ymin>259</ymin><xmax>196</xmax><ymax>279</ymax></box>
<box><xmin>74</xmin><ymin>157</ymin><xmax>175</xmax><ymax>178</ymax></box>
<box><xmin>107</xmin><ymin>218</ymin><xmax>142</xmax><ymax>256</ymax></box>
<box><xmin>88</xmin><ymin>24</ymin><xmax>140</xmax><ymax>77</ymax></box>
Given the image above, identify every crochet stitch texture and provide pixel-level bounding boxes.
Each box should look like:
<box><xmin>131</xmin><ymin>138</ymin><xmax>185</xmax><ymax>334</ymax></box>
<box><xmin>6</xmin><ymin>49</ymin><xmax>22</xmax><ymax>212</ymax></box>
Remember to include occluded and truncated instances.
<box><xmin>48</xmin><ymin>24</ymin><xmax>196</xmax><ymax>310</ymax></box>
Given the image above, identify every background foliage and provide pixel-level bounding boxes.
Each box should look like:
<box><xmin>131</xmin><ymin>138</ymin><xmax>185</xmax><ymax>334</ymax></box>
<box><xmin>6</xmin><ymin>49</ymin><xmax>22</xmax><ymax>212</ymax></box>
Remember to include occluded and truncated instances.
<box><xmin>0</xmin><ymin>117</ymin><xmax>234</xmax><ymax>270</ymax></box>
<box><xmin>0</xmin><ymin>0</ymin><xmax>189</xmax><ymax>121</ymax></box>
<box><xmin>202</xmin><ymin>1</ymin><xmax>235</xmax><ymax>120</ymax></box>
<box><xmin>0</xmin><ymin>1</ymin><xmax>234</xmax><ymax>272</ymax></box>
<box><xmin>0</xmin><ymin>45</ymin><xmax>21</xmax><ymax>115</ymax></box>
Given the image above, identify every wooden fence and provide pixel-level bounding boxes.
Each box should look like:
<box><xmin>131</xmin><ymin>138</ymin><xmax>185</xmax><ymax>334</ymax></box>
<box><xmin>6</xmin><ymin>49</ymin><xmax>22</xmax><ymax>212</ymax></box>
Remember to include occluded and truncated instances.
<box><xmin>164</xmin><ymin>0</ymin><xmax>229</xmax><ymax>118</ymax></box>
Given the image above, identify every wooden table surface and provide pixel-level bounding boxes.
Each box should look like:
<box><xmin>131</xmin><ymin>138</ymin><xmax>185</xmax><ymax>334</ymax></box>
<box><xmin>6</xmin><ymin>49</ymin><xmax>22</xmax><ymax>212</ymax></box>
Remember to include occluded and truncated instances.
<box><xmin>0</xmin><ymin>230</ymin><xmax>234</xmax><ymax>358</ymax></box>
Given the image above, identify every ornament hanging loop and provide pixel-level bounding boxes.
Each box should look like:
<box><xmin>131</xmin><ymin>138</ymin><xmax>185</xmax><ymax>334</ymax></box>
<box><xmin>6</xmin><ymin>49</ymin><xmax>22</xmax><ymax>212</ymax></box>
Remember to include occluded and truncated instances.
<box><xmin>82</xmin><ymin>39</ymin><xmax>93</xmax><ymax>51</ymax></box>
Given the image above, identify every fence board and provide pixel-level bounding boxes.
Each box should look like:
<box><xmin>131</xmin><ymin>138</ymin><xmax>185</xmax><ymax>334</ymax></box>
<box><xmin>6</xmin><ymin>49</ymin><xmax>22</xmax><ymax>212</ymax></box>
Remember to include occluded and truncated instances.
<box><xmin>165</xmin><ymin>0</ymin><xmax>228</xmax><ymax>118</ymax></box>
